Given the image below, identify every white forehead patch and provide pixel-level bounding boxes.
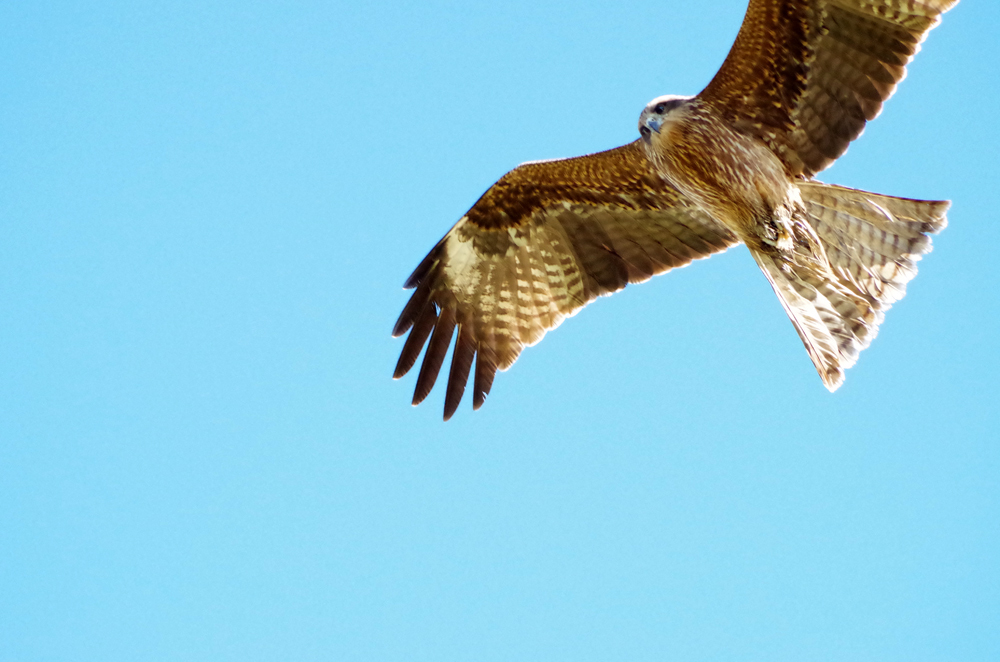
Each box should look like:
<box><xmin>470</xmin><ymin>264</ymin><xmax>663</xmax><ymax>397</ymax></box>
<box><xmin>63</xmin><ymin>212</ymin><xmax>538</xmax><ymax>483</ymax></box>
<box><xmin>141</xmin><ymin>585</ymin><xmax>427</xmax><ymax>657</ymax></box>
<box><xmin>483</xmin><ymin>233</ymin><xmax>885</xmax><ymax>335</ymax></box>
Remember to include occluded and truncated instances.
<box><xmin>643</xmin><ymin>94</ymin><xmax>693</xmax><ymax>113</ymax></box>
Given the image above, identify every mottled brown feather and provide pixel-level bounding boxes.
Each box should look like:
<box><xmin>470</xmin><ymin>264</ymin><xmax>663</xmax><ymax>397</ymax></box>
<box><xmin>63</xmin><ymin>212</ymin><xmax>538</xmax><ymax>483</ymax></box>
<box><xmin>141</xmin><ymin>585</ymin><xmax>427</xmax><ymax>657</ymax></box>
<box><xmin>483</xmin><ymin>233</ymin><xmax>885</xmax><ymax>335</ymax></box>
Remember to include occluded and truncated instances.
<box><xmin>698</xmin><ymin>0</ymin><xmax>958</xmax><ymax>176</ymax></box>
<box><xmin>393</xmin><ymin>141</ymin><xmax>738</xmax><ymax>418</ymax></box>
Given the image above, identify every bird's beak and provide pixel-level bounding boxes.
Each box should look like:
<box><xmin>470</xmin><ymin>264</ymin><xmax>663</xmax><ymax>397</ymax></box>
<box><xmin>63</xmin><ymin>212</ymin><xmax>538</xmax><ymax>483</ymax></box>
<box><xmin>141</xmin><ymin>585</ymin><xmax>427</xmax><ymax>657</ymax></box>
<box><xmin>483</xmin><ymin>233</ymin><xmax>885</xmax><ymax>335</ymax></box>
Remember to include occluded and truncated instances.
<box><xmin>640</xmin><ymin>117</ymin><xmax>661</xmax><ymax>144</ymax></box>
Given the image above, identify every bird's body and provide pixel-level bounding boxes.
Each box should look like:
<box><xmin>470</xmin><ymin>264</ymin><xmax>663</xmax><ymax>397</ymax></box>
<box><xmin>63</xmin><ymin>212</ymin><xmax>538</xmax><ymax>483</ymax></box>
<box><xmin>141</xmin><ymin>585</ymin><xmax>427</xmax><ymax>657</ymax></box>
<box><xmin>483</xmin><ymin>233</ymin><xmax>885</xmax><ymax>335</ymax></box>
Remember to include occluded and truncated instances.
<box><xmin>393</xmin><ymin>0</ymin><xmax>959</xmax><ymax>418</ymax></box>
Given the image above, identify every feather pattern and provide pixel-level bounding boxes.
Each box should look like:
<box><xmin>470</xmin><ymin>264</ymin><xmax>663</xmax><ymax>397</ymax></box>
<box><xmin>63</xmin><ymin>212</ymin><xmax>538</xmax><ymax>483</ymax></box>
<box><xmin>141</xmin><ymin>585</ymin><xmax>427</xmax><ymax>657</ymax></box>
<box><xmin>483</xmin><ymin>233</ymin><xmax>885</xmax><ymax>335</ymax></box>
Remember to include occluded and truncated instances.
<box><xmin>752</xmin><ymin>182</ymin><xmax>947</xmax><ymax>389</ymax></box>
<box><xmin>393</xmin><ymin>142</ymin><xmax>737</xmax><ymax>419</ymax></box>
<box><xmin>698</xmin><ymin>0</ymin><xmax>959</xmax><ymax>176</ymax></box>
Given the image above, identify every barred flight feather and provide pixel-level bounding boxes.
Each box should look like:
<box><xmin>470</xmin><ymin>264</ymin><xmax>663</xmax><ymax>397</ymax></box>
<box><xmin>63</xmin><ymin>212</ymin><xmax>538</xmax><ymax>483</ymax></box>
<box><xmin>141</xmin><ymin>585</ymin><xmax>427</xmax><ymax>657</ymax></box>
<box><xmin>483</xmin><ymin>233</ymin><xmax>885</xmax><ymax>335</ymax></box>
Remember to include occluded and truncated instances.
<box><xmin>393</xmin><ymin>142</ymin><xmax>737</xmax><ymax>419</ymax></box>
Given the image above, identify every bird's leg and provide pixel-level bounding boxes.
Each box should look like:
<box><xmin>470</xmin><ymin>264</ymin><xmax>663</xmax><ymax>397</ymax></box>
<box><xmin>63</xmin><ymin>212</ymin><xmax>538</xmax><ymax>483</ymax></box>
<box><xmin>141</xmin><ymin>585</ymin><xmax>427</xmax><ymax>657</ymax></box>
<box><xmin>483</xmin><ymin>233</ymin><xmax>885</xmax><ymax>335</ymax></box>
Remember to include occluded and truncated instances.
<box><xmin>757</xmin><ymin>205</ymin><xmax>795</xmax><ymax>252</ymax></box>
<box><xmin>754</xmin><ymin>201</ymin><xmax>831</xmax><ymax>277</ymax></box>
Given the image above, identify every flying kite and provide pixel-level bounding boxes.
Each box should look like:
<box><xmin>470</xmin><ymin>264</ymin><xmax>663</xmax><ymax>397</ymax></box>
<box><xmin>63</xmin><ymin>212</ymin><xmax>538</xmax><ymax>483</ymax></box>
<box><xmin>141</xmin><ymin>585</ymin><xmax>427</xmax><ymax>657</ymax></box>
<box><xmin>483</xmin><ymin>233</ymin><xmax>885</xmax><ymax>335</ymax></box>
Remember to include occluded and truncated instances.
<box><xmin>393</xmin><ymin>0</ymin><xmax>958</xmax><ymax>419</ymax></box>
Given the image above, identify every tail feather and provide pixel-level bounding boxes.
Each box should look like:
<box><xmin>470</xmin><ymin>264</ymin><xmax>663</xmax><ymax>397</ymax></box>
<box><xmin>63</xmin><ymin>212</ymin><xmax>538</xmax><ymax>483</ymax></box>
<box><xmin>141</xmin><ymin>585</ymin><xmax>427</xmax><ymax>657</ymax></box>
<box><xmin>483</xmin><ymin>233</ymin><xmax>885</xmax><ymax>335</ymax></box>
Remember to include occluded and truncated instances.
<box><xmin>753</xmin><ymin>182</ymin><xmax>948</xmax><ymax>390</ymax></box>
<box><xmin>800</xmin><ymin>182</ymin><xmax>948</xmax><ymax>303</ymax></box>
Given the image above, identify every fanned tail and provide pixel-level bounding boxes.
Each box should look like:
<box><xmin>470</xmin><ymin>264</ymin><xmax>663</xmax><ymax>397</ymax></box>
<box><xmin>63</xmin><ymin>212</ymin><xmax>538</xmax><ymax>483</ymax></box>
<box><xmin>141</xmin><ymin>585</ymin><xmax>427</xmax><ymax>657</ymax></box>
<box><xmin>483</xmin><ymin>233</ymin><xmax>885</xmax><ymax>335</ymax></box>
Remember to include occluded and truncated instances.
<box><xmin>752</xmin><ymin>182</ymin><xmax>948</xmax><ymax>390</ymax></box>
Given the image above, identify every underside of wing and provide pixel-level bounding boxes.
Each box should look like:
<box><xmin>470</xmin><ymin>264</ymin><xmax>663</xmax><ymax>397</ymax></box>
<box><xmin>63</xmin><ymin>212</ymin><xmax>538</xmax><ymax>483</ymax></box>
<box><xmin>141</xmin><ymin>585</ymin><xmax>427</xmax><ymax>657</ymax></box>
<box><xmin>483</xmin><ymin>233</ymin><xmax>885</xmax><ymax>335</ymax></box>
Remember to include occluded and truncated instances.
<box><xmin>393</xmin><ymin>141</ymin><xmax>738</xmax><ymax>419</ymax></box>
<box><xmin>697</xmin><ymin>0</ymin><xmax>959</xmax><ymax>177</ymax></box>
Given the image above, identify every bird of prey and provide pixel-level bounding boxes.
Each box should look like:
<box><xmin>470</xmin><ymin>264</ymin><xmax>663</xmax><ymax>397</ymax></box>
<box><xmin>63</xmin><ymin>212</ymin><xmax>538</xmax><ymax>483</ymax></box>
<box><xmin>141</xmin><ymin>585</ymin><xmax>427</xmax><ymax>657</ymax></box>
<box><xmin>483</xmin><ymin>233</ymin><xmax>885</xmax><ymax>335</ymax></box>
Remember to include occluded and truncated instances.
<box><xmin>393</xmin><ymin>0</ymin><xmax>958</xmax><ymax>420</ymax></box>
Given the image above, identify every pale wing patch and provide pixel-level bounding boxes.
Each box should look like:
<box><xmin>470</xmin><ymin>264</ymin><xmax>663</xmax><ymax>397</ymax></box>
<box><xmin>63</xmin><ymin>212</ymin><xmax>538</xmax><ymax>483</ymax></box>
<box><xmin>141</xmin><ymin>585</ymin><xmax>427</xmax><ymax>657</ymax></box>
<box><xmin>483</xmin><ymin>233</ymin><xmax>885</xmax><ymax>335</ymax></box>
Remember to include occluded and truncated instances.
<box><xmin>395</xmin><ymin>200</ymin><xmax>737</xmax><ymax>419</ymax></box>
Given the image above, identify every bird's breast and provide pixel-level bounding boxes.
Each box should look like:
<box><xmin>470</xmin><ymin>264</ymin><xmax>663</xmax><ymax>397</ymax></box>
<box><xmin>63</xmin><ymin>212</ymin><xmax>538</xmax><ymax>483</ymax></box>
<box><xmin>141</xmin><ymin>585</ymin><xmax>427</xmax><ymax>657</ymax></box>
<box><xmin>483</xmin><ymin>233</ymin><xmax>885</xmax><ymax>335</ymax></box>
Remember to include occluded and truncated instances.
<box><xmin>650</xmin><ymin>105</ymin><xmax>792</xmax><ymax>239</ymax></box>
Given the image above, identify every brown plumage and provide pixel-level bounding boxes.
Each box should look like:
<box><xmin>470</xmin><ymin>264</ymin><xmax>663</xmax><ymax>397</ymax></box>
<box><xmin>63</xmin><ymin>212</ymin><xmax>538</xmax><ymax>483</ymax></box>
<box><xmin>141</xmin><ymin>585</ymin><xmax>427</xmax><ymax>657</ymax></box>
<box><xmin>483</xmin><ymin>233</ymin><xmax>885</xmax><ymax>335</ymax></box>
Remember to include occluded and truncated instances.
<box><xmin>393</xmin><ymin>143</ymin><xmax>737</xmax><ymax>419</ymax></box>
<box><xmin>394</xmin><ymin>0</ymin><xmax>958</xmax><ymax>419</ymax></box>
<box><xmin>698</xmin><ymin>0</ymin><xmax>957</xmax><ymax>177</ymax></box>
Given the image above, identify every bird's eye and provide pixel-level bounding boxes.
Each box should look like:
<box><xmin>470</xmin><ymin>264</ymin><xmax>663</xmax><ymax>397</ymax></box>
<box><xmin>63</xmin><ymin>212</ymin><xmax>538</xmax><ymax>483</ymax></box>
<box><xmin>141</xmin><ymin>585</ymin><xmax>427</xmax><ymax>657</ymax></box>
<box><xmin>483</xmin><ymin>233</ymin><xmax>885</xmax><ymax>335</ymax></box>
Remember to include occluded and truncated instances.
<box><xmin>654</xmin><ymin>103</ymin><xmax>666</xmax><ymax>114</ymax></box>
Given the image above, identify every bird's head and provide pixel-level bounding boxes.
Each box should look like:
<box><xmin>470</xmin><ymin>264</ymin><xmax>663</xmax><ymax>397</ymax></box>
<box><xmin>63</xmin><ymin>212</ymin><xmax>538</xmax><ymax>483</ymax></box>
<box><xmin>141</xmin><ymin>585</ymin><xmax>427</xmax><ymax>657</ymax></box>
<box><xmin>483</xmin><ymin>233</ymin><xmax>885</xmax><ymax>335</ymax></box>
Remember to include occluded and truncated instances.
<box><xmin>638</xmin><ymin>94</ymin><xmax>691</xmax><ymax>144</ymax></box>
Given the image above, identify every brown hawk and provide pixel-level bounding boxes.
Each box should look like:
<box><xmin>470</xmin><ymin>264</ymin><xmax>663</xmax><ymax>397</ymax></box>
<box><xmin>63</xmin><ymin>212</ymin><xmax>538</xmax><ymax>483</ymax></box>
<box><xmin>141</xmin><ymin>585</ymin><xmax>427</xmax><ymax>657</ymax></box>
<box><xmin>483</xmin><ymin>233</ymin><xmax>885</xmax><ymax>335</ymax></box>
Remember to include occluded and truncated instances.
<box><xmin>393</xmin><ymin>0</ymin><xmax>958</xmax><ymax>419</ymax></box>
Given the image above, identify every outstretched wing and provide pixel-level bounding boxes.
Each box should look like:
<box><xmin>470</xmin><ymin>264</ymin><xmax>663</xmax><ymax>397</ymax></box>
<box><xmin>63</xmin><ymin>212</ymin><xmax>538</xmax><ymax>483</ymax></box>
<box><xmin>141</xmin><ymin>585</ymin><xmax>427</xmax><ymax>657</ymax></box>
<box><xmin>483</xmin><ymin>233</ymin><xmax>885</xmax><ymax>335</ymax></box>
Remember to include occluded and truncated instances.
<box><xmin>697</xmin><ymin>0</ymin><xmax>958</xmax><ymax>177</ymax></box>
<box><xmin>393</xmin><ymin>141</ymin><xmax>737</xmax><ymax>419</ymax></box>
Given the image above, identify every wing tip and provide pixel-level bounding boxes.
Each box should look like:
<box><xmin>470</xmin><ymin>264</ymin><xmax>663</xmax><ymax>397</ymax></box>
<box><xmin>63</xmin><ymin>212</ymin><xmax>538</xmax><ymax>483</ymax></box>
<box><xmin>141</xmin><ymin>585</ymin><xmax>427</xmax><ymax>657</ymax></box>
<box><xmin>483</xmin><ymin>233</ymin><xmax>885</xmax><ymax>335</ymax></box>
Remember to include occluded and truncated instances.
<box><xmin>411</xmin><ymin>306</ymin><xmax>456</xmax><ymax>406</ymax></box>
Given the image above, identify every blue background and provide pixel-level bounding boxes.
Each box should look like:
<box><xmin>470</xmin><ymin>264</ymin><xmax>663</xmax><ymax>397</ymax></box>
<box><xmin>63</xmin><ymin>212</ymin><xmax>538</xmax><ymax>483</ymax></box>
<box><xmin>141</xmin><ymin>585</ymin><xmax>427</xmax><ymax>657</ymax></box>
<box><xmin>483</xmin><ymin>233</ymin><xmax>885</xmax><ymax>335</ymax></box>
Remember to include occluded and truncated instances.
<box><xmin>2</xmin><ymin>1</ymin><xmax>996</xmax><ymax>660</ymax></box>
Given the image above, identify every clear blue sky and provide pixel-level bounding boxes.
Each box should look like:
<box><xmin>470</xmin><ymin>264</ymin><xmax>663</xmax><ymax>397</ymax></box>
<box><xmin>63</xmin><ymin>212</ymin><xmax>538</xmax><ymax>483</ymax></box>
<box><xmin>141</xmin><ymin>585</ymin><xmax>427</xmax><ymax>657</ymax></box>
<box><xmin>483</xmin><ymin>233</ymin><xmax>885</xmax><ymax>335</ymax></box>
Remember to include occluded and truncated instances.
<box><xmin>2</xmin><ymin>1</ymin><xmax>997</xmax><ymax>660</ymax></box>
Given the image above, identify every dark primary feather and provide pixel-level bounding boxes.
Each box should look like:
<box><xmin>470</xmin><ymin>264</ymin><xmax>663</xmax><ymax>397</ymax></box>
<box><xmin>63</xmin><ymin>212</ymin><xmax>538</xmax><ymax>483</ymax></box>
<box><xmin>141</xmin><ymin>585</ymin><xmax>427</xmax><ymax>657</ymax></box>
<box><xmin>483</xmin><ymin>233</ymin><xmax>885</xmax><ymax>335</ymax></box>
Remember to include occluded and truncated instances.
<box><xmin>393</xmin><ymin>141</ymin><xmax>737</xmax><ymax>419</ymax></box>
<box><xmin>697</xmin><ymin>0</ymin><xmax>958</xmax><ymax>177</ymax></box>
